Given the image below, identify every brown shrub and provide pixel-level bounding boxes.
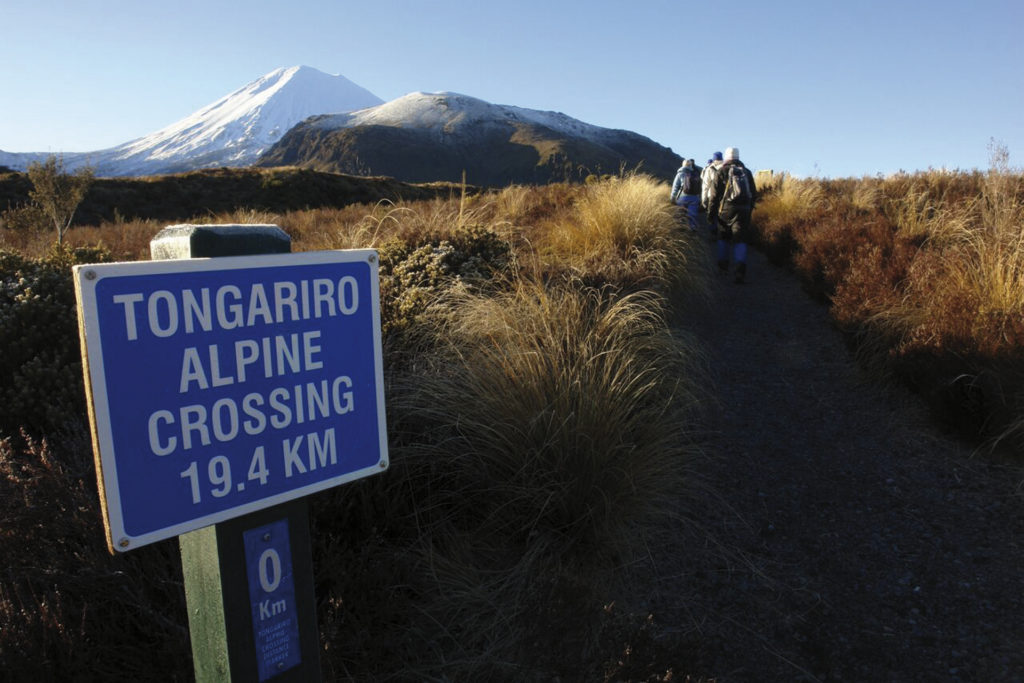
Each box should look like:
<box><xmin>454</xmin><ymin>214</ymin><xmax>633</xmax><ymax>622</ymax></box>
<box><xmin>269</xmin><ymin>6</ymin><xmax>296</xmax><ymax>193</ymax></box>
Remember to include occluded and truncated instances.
<box><xmin>0</xmin><ymin>428</ymin><xmax>190</xmax><ymax>680</ymax></box>
<box><xmin>751</xmin><ymin>167</ymin><xmax>1024</xmax><ymax>452</ymax></box>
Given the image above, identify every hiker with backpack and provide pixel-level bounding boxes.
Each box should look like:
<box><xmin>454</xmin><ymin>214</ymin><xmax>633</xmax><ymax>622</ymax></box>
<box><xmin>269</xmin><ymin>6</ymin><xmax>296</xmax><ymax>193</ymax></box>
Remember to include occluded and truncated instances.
<box><xmin>706</xmin><ymin>147</ymin><xmax>757</xmax><ymax>284</ymax></box>
<box><xmin>670</xmin><ymin>158</ymin><xmax>702</xmax><ymax>232</ymax></box>
<box><xmin>701</xmin><ymin>151</ymin><xmax>724</xmax><ymax>240</ymax></box>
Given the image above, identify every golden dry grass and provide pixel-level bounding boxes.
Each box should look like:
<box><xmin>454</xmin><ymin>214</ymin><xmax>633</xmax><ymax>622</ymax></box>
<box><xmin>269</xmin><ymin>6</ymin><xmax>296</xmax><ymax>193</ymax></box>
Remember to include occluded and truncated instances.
<box><xmin>1</xmin><ymin>171</ymin><xmax>710</xmax><ymax>679</ymax></box>
<box><xmin>751</xmin><ymin>150</ymin><xmax>1024</xmax><ymax>450</ymax></box>
<box><xmin>754</xmin><ymin>174</ymin><xmax>826</xmax><ymax>228</ymax></box>
<box><xmin>372</xmin><ymin>277</ymin><xmax>703</xmax><ymax>676</ymax></box>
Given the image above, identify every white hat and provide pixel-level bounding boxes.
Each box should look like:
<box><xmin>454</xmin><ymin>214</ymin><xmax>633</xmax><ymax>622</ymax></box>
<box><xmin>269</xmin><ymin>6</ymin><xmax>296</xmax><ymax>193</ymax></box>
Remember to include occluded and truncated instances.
<box><xmin>724</xmin><ymin>147</ymin><xmax>740</xmax><ymax>161</ymax></box>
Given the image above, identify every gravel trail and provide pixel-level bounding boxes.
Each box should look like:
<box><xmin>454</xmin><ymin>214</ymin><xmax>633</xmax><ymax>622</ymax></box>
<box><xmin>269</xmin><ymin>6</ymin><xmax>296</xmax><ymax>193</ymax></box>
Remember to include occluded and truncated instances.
<box><xmin>639</xmin><ymin>237</ymin><xmax>1024</xmax><ymax>682</ymax></box>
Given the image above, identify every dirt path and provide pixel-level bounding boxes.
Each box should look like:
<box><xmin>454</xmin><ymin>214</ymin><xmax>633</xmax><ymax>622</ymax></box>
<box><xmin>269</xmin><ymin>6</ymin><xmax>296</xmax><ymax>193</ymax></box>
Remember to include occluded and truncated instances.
<box><xmin>639</xmin><ymin>237</ymin><xmax>1024</xmax><ymax>681</ymax></box>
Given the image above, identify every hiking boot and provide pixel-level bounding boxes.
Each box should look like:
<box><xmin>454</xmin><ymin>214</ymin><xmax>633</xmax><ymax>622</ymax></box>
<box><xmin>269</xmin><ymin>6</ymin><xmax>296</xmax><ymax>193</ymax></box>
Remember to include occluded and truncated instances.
<box><xmin>734</xmin><ymin>262</ymin><xmax>747</xmax><ymax>284</ymax></box>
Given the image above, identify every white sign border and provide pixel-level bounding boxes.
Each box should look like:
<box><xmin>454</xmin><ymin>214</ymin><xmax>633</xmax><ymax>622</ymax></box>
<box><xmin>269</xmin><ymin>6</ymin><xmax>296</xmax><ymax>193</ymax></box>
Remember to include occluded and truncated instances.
<box><xmin>74</xmin><ymin>249</ymin><xmax>388</xmax><ymax>552</ymax></box>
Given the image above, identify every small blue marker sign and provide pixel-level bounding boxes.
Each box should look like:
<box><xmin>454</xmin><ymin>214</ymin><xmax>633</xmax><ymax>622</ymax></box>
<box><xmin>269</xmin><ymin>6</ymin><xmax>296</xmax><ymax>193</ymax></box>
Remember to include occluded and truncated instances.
<box><xmin>244</xmin><ymin>519</ymin><xmax>301</xmax><ymax>681</ymax></box>
<box><xmin>74</xmin><ymin>250</ymin><xmax>388</xmax><ymax>551</ymax></box>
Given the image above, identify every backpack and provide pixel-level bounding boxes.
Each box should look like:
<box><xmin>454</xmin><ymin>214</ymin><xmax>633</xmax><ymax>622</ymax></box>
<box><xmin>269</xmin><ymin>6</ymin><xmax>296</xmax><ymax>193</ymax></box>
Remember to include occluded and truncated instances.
<box><xmin>722</xmin><ymin>164</ymin><xmax>753</xmax><ymax>204</ymax></box>
<box><xmin>682</xmin><ymin>167</ymin><xmax>701</xmax><ymax>195</ymax></box>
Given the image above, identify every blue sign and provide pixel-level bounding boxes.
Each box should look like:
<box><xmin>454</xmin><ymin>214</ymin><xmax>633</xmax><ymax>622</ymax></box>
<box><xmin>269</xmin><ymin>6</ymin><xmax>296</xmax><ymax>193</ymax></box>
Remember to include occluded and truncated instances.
<box><xmin>244</xmin><ymin>519</ymin><xmax>301</xmax><ymax>681</ymax></box>
<box><xmin>75</xmin><ymin>250</ymin><xmax>388</xmax><ymax>552</ymax></box>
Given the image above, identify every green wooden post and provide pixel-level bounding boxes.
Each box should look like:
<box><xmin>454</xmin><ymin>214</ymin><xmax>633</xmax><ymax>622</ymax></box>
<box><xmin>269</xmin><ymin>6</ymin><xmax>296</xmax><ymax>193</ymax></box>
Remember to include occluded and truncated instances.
<box><xmin>151</xmin><ymin>224</ymin><xmax>321</xmax><ymax>682</ymax></box>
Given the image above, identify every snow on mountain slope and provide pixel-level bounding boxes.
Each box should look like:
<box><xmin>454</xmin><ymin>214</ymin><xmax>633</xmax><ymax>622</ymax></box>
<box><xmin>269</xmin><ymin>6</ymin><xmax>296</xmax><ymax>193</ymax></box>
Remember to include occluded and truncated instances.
<box><xmin>1</xmin><ymin>66</ymin><xmax>383</xmax><ymax>176</ymax></box>
<box><xmin>110</xmin><ymin>66</ymin><xmax>382</xmax><ymax>173</ymax></box>
<box><xmin>311</xmin><ymin>91</ymin><xmax>619</xmax><ymax>142</ymax></box>
<box><xmin>262</xmin><ymin>90</ymin><xmax>680</xmax><ymax>186</ymax></box>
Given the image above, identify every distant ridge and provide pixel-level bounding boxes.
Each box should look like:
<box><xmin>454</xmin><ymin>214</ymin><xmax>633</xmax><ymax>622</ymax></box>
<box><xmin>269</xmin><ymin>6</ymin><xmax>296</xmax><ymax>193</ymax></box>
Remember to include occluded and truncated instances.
<box><xmin>258</xmin><ymin>92</ymin><xmax>680</xmax><ymax>186</ymax></box>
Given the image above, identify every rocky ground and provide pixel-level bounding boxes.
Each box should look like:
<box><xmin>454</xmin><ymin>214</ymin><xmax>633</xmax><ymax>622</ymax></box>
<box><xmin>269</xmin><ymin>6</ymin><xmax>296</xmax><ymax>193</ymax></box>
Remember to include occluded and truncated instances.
<box><xmin>615</xmin><ymin>235</ymin><xmax>1024</xmax><ymax>681</ymax></box>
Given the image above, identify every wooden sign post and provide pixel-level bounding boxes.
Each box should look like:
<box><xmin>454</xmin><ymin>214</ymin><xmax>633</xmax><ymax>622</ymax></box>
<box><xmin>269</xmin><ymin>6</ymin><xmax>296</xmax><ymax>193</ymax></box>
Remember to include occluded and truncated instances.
<box><xmin>74</xmin><ymin>224</ymin><xmax>389</xmax><ymax>681</ymax></box>
<box><xmin>157</xmin><ymin>226</ymin><xmax>321</xmax><ymax>683</ymax></box>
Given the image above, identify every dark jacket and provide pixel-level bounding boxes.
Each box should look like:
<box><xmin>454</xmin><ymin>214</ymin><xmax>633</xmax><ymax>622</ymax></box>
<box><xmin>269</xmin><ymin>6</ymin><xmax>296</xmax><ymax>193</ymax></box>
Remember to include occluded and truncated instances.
<box><xmin>706</xmin><ymin>159</ymin><xmax>757</xmax><ymax>217</ymax></box>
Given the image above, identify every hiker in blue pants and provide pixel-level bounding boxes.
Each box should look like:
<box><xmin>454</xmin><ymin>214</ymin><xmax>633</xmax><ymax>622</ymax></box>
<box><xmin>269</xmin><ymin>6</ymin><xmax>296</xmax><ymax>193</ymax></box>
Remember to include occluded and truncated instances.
<box><xmin>706</xmin><ymin>147</ymin><xmax>758</xmax><ymax>284</ymax></box>
<box><xmin>670</xmin><ymin>158</ymin><xmax>702</xmax><ymax>232</ymax></box>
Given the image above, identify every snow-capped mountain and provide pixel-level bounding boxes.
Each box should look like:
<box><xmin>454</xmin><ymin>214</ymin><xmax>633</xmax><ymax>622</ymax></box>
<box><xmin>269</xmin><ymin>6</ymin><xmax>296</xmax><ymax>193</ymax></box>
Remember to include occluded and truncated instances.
<box><xmin>258</xmin><ymin>91</ymin><xmax>679</xmax><ymax>186</ymax></box>
<box><xmin>0</xmin><ymin>66</ymin><xmax>382</xmax><ymax>176</ymax></box>
<box><xmin>1</xmin><ymin>70</ymin><xmax>679</xmax><ymax>185</ymax></box>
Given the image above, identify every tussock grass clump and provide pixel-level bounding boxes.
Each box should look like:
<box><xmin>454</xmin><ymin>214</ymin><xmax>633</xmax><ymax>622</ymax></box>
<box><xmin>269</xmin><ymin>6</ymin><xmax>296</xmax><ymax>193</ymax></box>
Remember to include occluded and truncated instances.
<box><xmin>750</xmin><ymin>175</ymin><xmax>831</xmax><ymax>270</ymax></box>
<box><xmin>400</xmin><ymin>281</ymin><xmax>700</xmax><ymax>557</ymax></box>
<box><xmin>366</xmin><ymin>280</ymin><xmax>702</xmax><ymax>677</ymax></box>
<box><xmin>537</xmin><ymin>173</ymin><xmax>701</xmax><ymax>295</ymax></box>
<box><xmin>883</xmin><ymin>182</ymin><xmax>975</xmax><ymax>245</ymax></box>
<box><xmin>281</xmin><ymin>201</ymin><xmax>406</xmax><ymax>251</ymax></box>
<box><xmin>755</xmin><ymin>174</ymin><xmax>826</xmax><ymax>229</ymax></box>
<box><xmin>564</xmin><ymin>174</ymin><xmax>670</xmax><ymax>255</ymax></box>
<box><xmin>493</xmin><ymin>182</ymin><xmax>578</xmax><ymax>226</ymax></box>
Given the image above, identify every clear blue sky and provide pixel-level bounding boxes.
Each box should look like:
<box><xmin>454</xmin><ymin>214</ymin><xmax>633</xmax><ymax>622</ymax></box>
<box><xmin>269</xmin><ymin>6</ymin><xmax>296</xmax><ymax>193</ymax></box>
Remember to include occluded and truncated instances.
<box><xmin>2</xmin><ymin>0</ymin><xmax>1022</xmax><ymax>178</ymax></box>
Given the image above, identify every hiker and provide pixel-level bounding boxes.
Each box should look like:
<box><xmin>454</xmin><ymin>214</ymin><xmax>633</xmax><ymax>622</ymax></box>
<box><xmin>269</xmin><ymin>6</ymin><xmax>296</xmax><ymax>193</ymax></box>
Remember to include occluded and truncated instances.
<box><xmin>670</xmin><ymin>158</ymin><xmax>702</xmax><ymax>232</ymax></box>
<box><xmin>706</xmin><ymin>147</ymin><xmax>757</xmax><ymax>284</ymax></box>
<box><xmin>701</xmin><ymin>151</ymin><xmax>724</xmax><ymax>240</ymax></box>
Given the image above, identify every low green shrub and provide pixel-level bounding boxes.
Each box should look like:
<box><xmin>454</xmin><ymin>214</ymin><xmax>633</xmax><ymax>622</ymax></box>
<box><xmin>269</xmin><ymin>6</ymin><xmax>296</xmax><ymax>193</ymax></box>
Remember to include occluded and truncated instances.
<box><xmin>378</xmin><ymin>223</ymin><xmax>514</xmax><ymax>338</ymax></box>
<box><xmin>0</xmin><ymin>246</ymin><xmax>111</xmax><ymax>439</ymax></box>
<box><xmin>0</xmin><ymin>202</ymin><xmax>48</xmax><ymax>232</ymax></box>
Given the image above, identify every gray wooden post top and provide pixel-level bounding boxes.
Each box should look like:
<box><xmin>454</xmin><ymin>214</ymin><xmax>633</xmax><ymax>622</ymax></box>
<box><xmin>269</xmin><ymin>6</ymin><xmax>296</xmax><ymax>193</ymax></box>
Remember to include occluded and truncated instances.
<box><xmin>150</xmin><ymin>224</ymin><xmax>291</xmax><ymax>260</ymax></box>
